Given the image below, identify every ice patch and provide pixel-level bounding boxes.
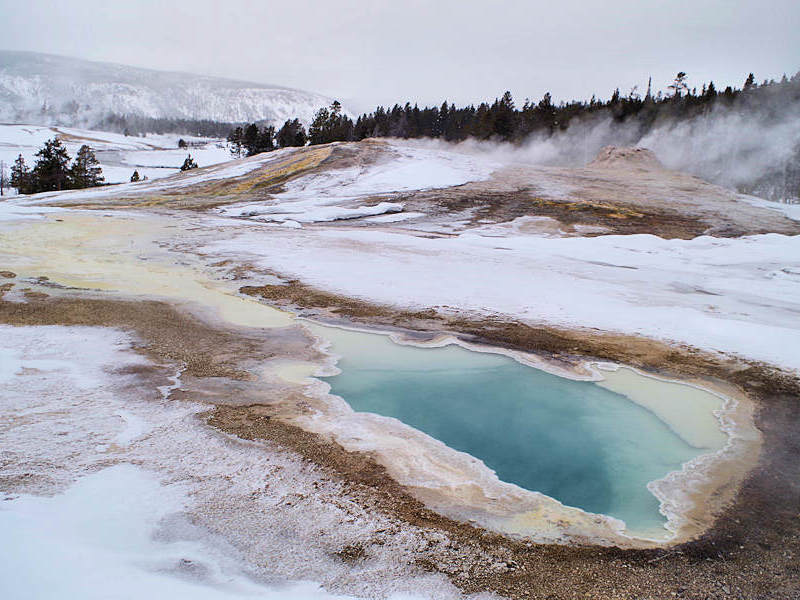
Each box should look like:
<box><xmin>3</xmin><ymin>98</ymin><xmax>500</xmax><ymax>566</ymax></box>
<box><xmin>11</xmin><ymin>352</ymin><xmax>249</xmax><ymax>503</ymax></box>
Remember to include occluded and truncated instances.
<box><xmin>224</xmin><ymin>201</ymin><xmax>404</xmax><ymax>224</ymax></box>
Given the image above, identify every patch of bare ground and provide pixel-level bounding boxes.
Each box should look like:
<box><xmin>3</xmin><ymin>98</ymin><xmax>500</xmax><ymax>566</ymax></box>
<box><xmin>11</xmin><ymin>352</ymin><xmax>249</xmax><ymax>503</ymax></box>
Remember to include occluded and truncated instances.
<box><xmin>40</xmin><ymin>140</ymin><xmax>385</xmax><ymax>212</ymax></box>
<box><xmin>239</xmin><ymin>279</ymin><xmax>800</xmax><ymax>600</ymax></box>
<box><xmin>0</xmin><ymin>295</ymin><xmax>310</xmax><ymax>380</ymax></box>
<box><xmin>392</xmin><ymin>145</ymin><xmax>800</xmax><ymax>239</ymax></box>
<box><xmin>401</xmin><ymin>188</ymin><xmax>712</xmax><ymax>238</ymax></box>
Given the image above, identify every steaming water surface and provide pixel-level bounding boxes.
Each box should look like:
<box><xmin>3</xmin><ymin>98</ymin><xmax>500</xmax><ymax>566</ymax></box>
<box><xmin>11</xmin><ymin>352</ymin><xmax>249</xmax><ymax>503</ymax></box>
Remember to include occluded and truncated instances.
<box><xmin>313</xmin><ymin>325</ymin><xmax>727</xmax><ymax>536</ymax></box>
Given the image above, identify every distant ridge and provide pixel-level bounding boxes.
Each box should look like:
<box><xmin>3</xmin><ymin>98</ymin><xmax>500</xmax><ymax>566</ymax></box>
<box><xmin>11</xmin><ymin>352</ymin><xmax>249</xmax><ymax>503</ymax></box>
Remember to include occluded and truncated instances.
<box><xmin>0</xmin><ymin>50</ymin><xmax>338</xmax><ymax>127</ymax></box>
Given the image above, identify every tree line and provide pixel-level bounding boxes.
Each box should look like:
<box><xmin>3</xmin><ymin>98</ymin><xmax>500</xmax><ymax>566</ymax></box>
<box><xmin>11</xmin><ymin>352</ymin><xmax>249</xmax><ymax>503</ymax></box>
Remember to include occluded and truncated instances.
<box><xmin>226</xmin><ymin>118</ymin><xmax>308</xmax><ymax>157</ymax></box>
<box><xmin>222</xmin><ymin>71</ymin><xmax>800</xmax><ymax>157</ymax></box>
<box><xmin>326</xmin><ymin>71</ymin><xmax>800</xmax><ymax>144</ymax></box>
<box><xmin>72</xmin><ymin>70</ymin><xmax>800</xmax><ymax>151</ymax></box>
<box><xmin>11</xmin><ymin>138</ymin><xmax>104</xmax><ymax>194</ymax></box>
<box><xmin>93</xmin><ymin>113</ymin><xmax>240</xmax><ymax>138</ymax></box>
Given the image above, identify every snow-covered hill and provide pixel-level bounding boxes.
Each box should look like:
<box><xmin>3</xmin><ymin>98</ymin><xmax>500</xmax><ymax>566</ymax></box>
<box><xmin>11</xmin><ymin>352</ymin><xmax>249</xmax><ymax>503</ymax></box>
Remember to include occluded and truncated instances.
<box><xmin>0</xmin><ymin>51</ymin><xmax>338</xmax><ymax>127</ymax></box>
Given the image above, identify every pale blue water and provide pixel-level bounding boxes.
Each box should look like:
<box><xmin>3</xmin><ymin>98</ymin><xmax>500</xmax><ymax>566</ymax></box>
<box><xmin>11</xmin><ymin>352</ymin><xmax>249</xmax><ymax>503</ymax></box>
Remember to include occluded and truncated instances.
<box><xmin>317</xmin><ymin>328</ymin><xmax>710</xmax><ymax>534</ymax></box>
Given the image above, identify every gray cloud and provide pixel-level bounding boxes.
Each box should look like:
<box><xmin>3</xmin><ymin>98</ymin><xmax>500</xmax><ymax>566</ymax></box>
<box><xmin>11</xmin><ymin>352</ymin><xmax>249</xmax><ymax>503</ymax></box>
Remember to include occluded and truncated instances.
<box><xmin>1</xmin><ymin>0</ymin><xmax>798</xmax><ymax>112</ymax></box>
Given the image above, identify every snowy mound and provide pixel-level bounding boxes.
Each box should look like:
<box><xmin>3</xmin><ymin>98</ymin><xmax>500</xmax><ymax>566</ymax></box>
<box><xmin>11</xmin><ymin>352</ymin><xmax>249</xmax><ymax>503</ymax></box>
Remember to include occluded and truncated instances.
<box><xmin>587</xmin><ymin>146</ymin><xmax>664</xmax><ymax>171</ymax></box>
<box><xmin>0</xmin><ymin>51</ymin><xmax>338</xmax><ymax>127</ymax></box>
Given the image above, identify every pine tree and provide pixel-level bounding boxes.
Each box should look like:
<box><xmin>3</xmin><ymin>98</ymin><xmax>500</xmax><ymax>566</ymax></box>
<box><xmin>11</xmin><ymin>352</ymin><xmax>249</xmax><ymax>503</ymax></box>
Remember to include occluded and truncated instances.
<box><xmin>744</xmin><ymin>73</ymin><xmax>756</xmax><ymax>90</ymax></box>
<box><xmin>10</xmin><ymin>154</ymin><xmax>32</xmax><ymax>194</ymax></box>
<box><xmin>243</xmin><ymin>123</ymin><xmax>260</xmax><ymax>156</ymax></box>
<box><xmin>276</xmin><ymin>119</ymin><xmax>307</xmax><ymax>147</ymax></box>
<box><xmin>130</xmin><ymin>170</ymin><xmax>141</xmax><ymax>182</ymax></box>
<box><xmin>227</xmin><ymin>127</ymin><xmax>244</xmax><ymax>158</ymax></box>
<box><xmin>32</xmin><ymin>137</ymin><xmax>71</xmax><ymax>192</ymax></box>
<box><xmin>69</xmin><ymin>145</ymin><xmax>104</xmax><ymax>189</ymax></box>
<box><xmin>668</xmin><ymin>72</ymin><xmax>689</xmax><ymax>97</ymax></box>
<box><xmin>538</xmin><ymin>92</ymin><xmax>557</xmax><ymax>133</ymax></box>
<box><xmin>308</xmin><ymin>102</ymin><xmax>353</xmax><ymax>145</ymax></box>
<box><xmin>491</xmin><ymin>91</ymin><xmax>517</xmax><ymax>139</ymax></box>
<box><xmin>180</xmin><ymin>155</ymin><xmax>198</xmax><ymax>171</ymax></box>
<box><xmin>308</xmin><ymin>107</ymin><xmax>331</xmax><ymax>145</ymax></box>
<box><xmin>257</xmin><ymin>126</ymin><xmax>275</xmax><ymax>153</ymax></box>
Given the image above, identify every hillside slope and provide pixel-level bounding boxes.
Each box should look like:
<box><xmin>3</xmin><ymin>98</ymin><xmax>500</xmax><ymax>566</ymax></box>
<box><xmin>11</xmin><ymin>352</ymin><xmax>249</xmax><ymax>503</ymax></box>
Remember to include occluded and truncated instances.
<box><xmin>0</xmin><ymin>51</ymin><xmax>336</xmax><ymax>127</ymax></box>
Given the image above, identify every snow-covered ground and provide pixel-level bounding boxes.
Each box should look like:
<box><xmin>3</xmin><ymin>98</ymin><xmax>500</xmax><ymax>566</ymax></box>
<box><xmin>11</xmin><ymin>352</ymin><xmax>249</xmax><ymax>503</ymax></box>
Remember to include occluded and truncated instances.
<box><xmin>217</xmin><ymin>142</ymin><xmax>499</xmax><ymax>224</ymax></box>
<box><xmin>205</xmin><ymin>225</ymin><xmax>800</xmax><ymax>371</ymax></box>
<box><xmin>0</xmin><ymin>324</ymin><xmax>456</xmax><ymax>600</ymax></box>
<box><xmin>5</xmin><ymin>135</ymin><xmax>799</xmax><ymax>372</ymax></box>
<box><xmin>1</xmin><ymin>465</ymin><xmax>365</xmax><ymax>600</ymax></box>
<box><xmin>0</xmin><ymin>123</ymin><xmax>231</xmax><ymax>184</ymax></box>
<box><xmin>738</xmin><ymin>194</ymin><xmax>800</xmax><ymax>222</ymax></box>
<box><xmin>196</xmin><ymin>140</ymin><xmax>800</xmax><ymax>373</ymax></box>
<box><xmin>10</xmin><ymin>146</ymin><xmax>298</xmax><ymax>205</ymax></box>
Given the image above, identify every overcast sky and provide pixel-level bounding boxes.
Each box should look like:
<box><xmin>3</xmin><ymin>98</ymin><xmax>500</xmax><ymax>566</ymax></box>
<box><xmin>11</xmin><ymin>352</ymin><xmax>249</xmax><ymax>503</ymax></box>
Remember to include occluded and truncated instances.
<box><xmin>2</xmin><ymin>0</ymin><xmax>799</xmax><ymax>113</ymax></box>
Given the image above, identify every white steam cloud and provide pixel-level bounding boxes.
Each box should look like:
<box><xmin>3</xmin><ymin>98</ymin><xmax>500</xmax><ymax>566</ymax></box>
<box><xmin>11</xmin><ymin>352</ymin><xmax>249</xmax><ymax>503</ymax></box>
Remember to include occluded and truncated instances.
<box><xmin>513</xmin><ymin>101</ymin><xmax>800</xmax><ymax>199</ymax></box>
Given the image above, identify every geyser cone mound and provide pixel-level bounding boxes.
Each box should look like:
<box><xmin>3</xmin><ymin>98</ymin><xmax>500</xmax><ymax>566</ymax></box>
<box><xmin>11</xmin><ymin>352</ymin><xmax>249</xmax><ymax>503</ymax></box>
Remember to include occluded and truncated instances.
<box><xmin>588</xmin><ymin>146</ymin><xmax>665</xmax><ymax>171</ymax></box>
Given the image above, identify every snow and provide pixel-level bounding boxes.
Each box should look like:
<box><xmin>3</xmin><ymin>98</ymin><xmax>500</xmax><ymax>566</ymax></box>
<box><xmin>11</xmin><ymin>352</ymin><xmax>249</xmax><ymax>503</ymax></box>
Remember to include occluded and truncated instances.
<box><xmin>0</xmin><ymin>465</ymin><xmax>363</xmax><ymax>600</ymax></box>
<box><xmin>363</xmin><ymin>211</ymin><xmax>427</xmax><ymax>223</ymax></box>
<box><xmin>281</xmin><ymin>142</ymin><xmax>498</xmax><ymax>198</ymax></box>
<box><xmin>224</xmin><ymin>200</ymin><xmax>404</xmax><ymax>224</ymax></box>
<box><xmin>0</xmin><ymin>50</ymin><xmax>338</xmax><ymax>127</ymax></box>
<box><xmin>0</xmin><ymin>346</ymin><xmax>23</xmax><ymax>382</ymax></box>
<box><xmin>738</xmin><ymin>194</ymin><xmax>800</xmax><ymax>222</ymax></box>
<box><xmin>9</xmin><ymin>147</ymin><xmax>292</xmax><ymax>204</ymax></box>
<box><xmin>218</xmin><ymin>141</ymin><xmax>499</xmax><ymax>224</ymax></box>
<box><xmin>204</xmin><ymin>227</ymin><xmax>800</xmax><ymax>372</ymax></box>
<box><xmin>0</xmin><ymin>123</ymin><xmax>231</xmax><ymax>184</ymax></box>
<box><xmin>0</xmin><ymin>324</ymin><xmax>462</xmax><ymax>599</ymax></box>
<box><xmin>0</xmin><ymin>199</ymin><xmax>63</xmax><ymax>221</ymax></box>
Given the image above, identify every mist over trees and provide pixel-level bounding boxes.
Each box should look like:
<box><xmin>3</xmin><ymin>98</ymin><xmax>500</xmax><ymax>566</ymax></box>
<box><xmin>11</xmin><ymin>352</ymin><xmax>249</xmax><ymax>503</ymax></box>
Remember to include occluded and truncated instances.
<box><xmin>299</xmin><ymin>71</ymin><xmax>799</xmax><ymax>200</ymax></box>
<box><xmin>92</xmin><ymin>114</ymin><xmax>241</xmax><ymax>138</ymax></box>
<box><xmin>340</xmin><ymin>72</ymin><xmax>800</xmax><ymax>146</ymax></box>
<box><xmin>219</xmin><ymin>72</ymin><xmax>799</xmax><ymax>200</ymax></box>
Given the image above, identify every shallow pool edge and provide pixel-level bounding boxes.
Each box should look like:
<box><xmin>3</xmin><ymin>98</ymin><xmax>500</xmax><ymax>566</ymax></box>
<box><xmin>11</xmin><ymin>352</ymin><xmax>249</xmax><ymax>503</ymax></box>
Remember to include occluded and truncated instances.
<box><xmin>274</xmin><ymin>317</ymin><xmax>763</xmax><ymax>548</ymax></box>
